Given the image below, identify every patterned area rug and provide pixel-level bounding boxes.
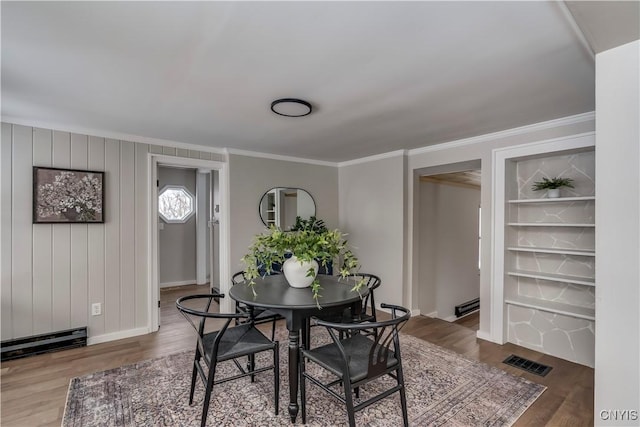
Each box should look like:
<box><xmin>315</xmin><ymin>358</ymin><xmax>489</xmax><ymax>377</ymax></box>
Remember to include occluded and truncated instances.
<box><xmin>63</xmin><ymin>329</ymin><xmax>545</xmax><ymax>426</ymax></box>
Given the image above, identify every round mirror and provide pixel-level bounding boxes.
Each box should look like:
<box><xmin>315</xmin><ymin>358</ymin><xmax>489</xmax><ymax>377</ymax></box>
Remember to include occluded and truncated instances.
<box><xmin>259</xmin><ymin>187</ymin><xmax>316</xmax><ymax>230</ymax></box>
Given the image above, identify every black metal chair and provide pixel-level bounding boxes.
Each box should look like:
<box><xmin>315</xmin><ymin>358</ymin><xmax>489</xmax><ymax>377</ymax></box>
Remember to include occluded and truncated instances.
<box><xmin>300</xmin><ymin>303</ymin><xmax>410</xmax><ymax>427</ymax></box>
<box><xmin>305</xmin><ymin>273</ymin><xmax>381</xmax><ymax>346</ymax></box>
<box><xmin>176</xmin><ymin>293</ymin><xmax>280</xmax><ymax>427</ymax></box>
<box><xmin>232</xmin><ymin>271</ymin><xmax>283</xmax><ymax>341</ymax></box>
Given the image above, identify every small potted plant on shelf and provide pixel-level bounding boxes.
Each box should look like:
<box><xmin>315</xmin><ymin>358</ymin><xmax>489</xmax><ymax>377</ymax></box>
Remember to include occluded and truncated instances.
<box><xmin>532</xmin><ymin>177</ymin><xmax>574</xmax><ymax>198</ymax></box>
<box><xmin>241</xmin><ymin>216</ymin><xmax>364</xmax><ymax>304</ymax></box>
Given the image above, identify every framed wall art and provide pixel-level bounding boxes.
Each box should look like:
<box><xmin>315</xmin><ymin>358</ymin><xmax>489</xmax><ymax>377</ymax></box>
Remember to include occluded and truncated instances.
<box><xmin>33</xmin><ymin>167</ymin><xmax>104</xmax><ymax>224</ymax></box>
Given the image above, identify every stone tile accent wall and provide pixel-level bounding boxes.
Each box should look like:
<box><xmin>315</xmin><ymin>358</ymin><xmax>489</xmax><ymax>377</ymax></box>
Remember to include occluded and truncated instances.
<box><xmin>506</xmin><ymin>151</ymin><xmax>595</xmax><ymax>367</ymax></box>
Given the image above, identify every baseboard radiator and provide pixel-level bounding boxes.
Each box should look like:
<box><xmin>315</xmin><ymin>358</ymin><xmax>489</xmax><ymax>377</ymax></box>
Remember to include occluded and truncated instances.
<box><xmin>1</xmin><ymin>327</ymin><xmax>87</xmax><ymax>361</ymax></box>
<box><xmin>455</xmin><ymin>298</ymin><xmax>480</xmax><ymax>318</ymax></box>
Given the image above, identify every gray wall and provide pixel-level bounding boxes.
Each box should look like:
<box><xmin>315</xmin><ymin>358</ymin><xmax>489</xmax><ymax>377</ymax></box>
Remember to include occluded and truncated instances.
<box><xmin>418</xmin><ymin>181</ymin><xmax>480</xmax><ymax>320</ymax></box>
<box><xmin>228</xmin><ymin>154</ymin><xmax>339</xmax><ymax>276</ymax></box>
<box><xmin>158</xmin><ymin>166</ymin><xmax>197</xmax><ymax>286</ymax></box>
<box><xmin>338</xmin><ymin>154</ymin><xmax>406</xmax><ymax>307</ymax></box>
<box><xmin>408</xmin><ymin>117</ymin><xmax>596</xmax><ymax>336</ymax></box>
<box><xmin>0</xmin><ymin>123</ymin><xmax>149</xmax><ymax>341</ymax></box>
<box><xmin>0</xmin><ymin>122</ymin><xmax>224</xmax><ymax>342</ymax></box>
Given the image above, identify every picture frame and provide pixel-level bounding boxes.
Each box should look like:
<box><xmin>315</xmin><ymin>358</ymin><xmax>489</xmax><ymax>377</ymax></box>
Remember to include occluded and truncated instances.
<box><xmin>33</xmin><ymin>167</ymin><xmax>105</xmax><ymax>224</ymax></box>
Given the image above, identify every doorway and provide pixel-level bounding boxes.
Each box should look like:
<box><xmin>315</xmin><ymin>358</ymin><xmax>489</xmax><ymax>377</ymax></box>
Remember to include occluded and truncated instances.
<box><xmin>416</xmin><ymin>161</ymin><xmax>481</xmax><ymax>332</ymax></box>
<box><xmin>149</xmin><ymin>154</ymin><xmax>230</xmax><ymax>332</ymax></box>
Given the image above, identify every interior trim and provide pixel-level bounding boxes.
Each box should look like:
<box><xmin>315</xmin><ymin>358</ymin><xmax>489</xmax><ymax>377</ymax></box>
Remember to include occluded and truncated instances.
<box><xmin>408</xmin><ymin>111</ymin><xmax>595</xmax><ymax>156</ymax></box>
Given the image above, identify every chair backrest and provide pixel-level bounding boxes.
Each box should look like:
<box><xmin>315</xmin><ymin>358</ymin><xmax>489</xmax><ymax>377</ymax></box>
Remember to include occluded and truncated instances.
<box><xmin>232</xmin><ymin>271</ymin><xmax>246</xmax><ymax>284</ymax></box>
<box><xmin>314</xmin><ymin>303</ymin><xmax>410</xmax><ymax>380</ymax></box>
<box><xmin>351</xmin><ymin>273</ymin><xmax>381</xmax><ymax>316</ymax></box>
<box><xmin>176</xmin><ymin>294</ymin><xmax>249</xmax><ymax>359</ymax></box>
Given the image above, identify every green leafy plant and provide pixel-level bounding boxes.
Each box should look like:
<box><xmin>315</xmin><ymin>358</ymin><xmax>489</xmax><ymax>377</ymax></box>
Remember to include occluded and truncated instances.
<box><xmin>241</xmin><ymin>223</ymin><xmax>364</xmax><ymax>304</ymax></box>
<box><xmin>290</xmin><ymin>215</ymin><xmax>327</xmax><ymax>233</ymax></box>
<box><xmin>532</xmin><ymin>177</ymin><xmax>575</xmax><ymax>191</ymax></box>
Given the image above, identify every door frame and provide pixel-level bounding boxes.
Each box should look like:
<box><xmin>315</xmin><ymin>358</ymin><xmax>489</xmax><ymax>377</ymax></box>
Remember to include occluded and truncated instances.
<box><xmin>147</xmin><ymin>154</ymin><xmax>231</xmax><ymax>332</ymax></box>
<box><xmin>412</xmin><ymin>160</ymin><xmax>482</xmax><ymax>319</ymax></box>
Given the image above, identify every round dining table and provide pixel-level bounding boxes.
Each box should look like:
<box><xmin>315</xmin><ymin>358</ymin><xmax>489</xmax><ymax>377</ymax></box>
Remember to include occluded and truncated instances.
<box><xmin>229</xmin><ymin>273</ymin><xmax>368</xmax><ymax>423</ymax></box>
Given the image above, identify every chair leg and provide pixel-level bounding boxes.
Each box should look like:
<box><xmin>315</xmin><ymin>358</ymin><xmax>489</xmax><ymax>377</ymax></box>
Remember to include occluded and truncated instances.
<box><xmin>343</xmin><ymin>377</ymin><xmax>356</xmax><ymax>427</ymax></box>
<box><xmin>274</xmin><ymin>344</ymin><xmax>280</xmax><ymax>416</ymax></box>
<box><xmin>189</xmin><ymin>361</ymin><xmax>198</xmax><ymax>405</ymax></box>
<box><xmin>271</xmin><ymin>319</ymin><xmax>276</xmax><ymax>342</ymax></box>
<box><xmin>396</xmin><ymin>365</ymin><xmax>409</xmax><ymax>427</ymax></box>
<box><xmin>200</xmin><ymin>364</ymin><xmax>217</xmax><ymax>427</ymax></box>
<box><xmin>190</xmin><ymin>348</ymin><xmax>202</xmax><ymax>405</ymax></box>
<box><xmin>300</xmin><ymin>351</ymin><xmax>307</xmax><ymax>424</ymax></box>
<box><xmin>249</xmin><ymin>354</ymin><xmax>256</xmax><ymax>382</ymax></box>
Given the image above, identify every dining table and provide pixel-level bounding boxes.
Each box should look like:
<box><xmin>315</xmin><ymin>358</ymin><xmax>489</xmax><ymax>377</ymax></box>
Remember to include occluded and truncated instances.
<box><xmin>229</xmin><ymin>273</ymin><xmax>368</xmax><ymax>423</ymax></box>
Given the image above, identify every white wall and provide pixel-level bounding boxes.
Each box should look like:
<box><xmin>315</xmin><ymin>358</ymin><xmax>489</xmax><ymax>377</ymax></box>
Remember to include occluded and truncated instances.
<box><xmin>158</xmin><ymin>166</ymin><xmax>197</xmax><ymax>286</ymax></box>
<box><xmin>227</xmin><ymin>154</ymin><xmax>339</xmax><ymax>281</ymax></box>
<box><xmin>594</xmin><ymin>40</ymin><xmax>640</xmax><ymax>425</ymax></box>
<box><xmin>339</xmin><ymin>154</ymin><xmax>406</xmax><ymax>308</ymax></box>
<box><xmin>418</xmin><ymin>181</ymin><xmax>480</xmax><ymax>320</ymax></box>
<box><xmin>408</xmin><ymin>115</ymin><xmax>596</xmax><ymax>339</ymax></box>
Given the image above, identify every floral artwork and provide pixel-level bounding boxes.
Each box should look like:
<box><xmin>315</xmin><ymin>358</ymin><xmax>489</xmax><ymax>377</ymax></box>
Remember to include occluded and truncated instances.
<box><xmin>33</xmin><ymin>167</ymin><xmax>104</xmax><ymax>223</ymax></box>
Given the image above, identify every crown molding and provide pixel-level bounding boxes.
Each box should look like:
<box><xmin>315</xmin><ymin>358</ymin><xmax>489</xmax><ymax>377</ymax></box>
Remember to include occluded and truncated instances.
<box><xmin>338</xmin><ymin>149</ymin><xmax>407</xmax><ymax>167</ymax></box>
<box><xmin>408</xmin><ymin>111</ymin><xmax>595</xmax><ymax>156</ymax></box>
<box><xmin>224</xmin><ymin>148</ymin><xmax>337</xmax><ymax>167</ymax></box>
<box><xmin>1</xmin><ymin>115</ymin><xmax>226</xmax><ymax>154</ymax></box>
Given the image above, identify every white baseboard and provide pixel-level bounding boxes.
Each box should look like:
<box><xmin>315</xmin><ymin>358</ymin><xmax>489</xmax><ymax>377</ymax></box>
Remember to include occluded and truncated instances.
<box><xmin>442</xmin><ymin>315</ymin><xmax>458</xmax><ymax>322</ymax></box>
<box><xmin>160</xmin><ymin>280</ymin><xmax>197</xmax><ymax>288</ymax></box>
<box><xmin>476</xmin><ymin>330</ymin><xmax>495</xmax><ymax>342</ymax></box>
<box><xmin>424</xmin><ymin>311</ymin><xmax>438</xmax><ymax>318</ymax></box>
<box><xmin>88</xmin><ymin>326</ymin><xmax>149</xmax><ymax>346</ymax></box>
<box><xmin>410</xmin><ymin>309</ymin><xmax>421</xmax><ymax>317</ymax></box>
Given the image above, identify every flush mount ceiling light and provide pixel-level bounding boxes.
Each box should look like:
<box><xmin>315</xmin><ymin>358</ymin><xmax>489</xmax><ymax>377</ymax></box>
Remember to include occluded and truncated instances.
<box><xmin>270</xmin><ymin>98</ymin><xmax>312</xmax><ymax>117</ymax></box>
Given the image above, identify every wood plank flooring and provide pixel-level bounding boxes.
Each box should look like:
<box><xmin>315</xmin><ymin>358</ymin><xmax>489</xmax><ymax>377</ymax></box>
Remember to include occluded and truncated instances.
<box><xmin>1</xmin><ymin>285</ymin><xmax>593</xmax><ymax>426</ymax></box>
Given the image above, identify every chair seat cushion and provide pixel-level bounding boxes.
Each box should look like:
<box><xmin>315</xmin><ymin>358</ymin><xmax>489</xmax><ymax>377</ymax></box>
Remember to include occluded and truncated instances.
<box><xmin>203</xmin><ymin>324</ymin><xmax>275</xmax><ymax>363</ymax></box>
<box><xmin>302</xmin><ymin>334</ymin><xmax>398</xmax><ymax>383</ymax></box>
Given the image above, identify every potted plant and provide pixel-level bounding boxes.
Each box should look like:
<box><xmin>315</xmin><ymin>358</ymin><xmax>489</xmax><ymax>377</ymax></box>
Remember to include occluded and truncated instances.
<box><xmin>241</xmin><ymin>218</ymin><xmax>364</xmax><ymax>303</ymax></box>
<box><xmin>532</xmin><ymin>177</ymin><xmax>574</xmax><ymax>198</ymax></box>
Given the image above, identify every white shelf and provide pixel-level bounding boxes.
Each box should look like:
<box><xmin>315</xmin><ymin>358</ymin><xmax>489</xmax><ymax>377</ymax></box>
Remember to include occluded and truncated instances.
<box><xmin>508</xmin><ymin>222</ymin><xmax>594</xmax><ymax>227</ymax></box>
<box><xmin>508</xmin><ymin>196</ymin><xmax>595</xmax><ymax>204</ymax></box>
<box><xmin>505</xmin><ymin>295</ymin><xmax>595</xmax><ymax>321</ymax></box>
<box><xmin>507</xmin><ymin>270</ymin><xmax>595</xmax><ymax>286</ymax></box>
<box><xmin>507</xmin><ymin>246</ymin><xmax>595</xmax><ymax>256</ymax></box>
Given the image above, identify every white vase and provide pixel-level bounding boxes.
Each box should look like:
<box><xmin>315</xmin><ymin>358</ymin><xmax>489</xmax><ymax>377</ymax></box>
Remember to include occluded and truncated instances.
<box><xmin>547</xmin><ymin>188</ymin><xmax>560</xmax><ymax>198</ymax></box>
<box><xmin>282</xmin><ymin>256</ymin><xmax>318</xmax><ymax>288</ymax></box>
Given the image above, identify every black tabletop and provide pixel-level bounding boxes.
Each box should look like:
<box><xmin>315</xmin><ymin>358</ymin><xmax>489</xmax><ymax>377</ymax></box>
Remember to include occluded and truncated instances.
<box><xmin>229</xmin><ymin>273</ymin><xmax>367</xmax><ymax>310</ymax></box>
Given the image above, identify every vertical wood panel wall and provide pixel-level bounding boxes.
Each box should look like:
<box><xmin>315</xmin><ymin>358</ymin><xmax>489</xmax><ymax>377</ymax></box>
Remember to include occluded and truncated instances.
<box><xmin>0</xmin><ymin>123</ymin><xmax>152</xmax><ymax>341</ymax></box>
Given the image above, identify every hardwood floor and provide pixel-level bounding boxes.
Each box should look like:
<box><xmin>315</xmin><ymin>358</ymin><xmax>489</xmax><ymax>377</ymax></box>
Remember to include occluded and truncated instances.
<box><xmin>453</xmin><ymin>310</ymin><xmax>480</xmax><ymax>331</ymax></box>
<box><xmin>1</xmin><ymin>285</ymin><xmax>593</xmax><ymax>426</ymax></box>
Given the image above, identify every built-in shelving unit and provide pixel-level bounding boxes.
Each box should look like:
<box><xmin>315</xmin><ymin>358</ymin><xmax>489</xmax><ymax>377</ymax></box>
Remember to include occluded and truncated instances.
<box><xmin>262</xmin><ymin>190</ymin><xmax>280</xmax><ymax>227</ymax></box>
<box><xmin>508</xmin><ymin>222</ymin><xmax>595</xmax><ymax>227</ymax></box>
<box><xmin>495</xmin><ymin>136</ymin><xmax>596</xmax><ymax>367</ymax></box>
<box><xmin>507</xmin><ymin>196</ymin><xmax>595</xmax><ymax>204</ymax></box>
<box><xmin>505</xmin><ymin>295</ymin><xmax>595</xmax><ymax>321</ymax></box>
<box><xmin>507</xmin><ymin>246</ymin><xmax>595</xmax><ymax>256</ymax></box>
<box><xmin>506</xmin><ymin>270</ymin><xmax>595</xmax><ymax>286</ymax></box>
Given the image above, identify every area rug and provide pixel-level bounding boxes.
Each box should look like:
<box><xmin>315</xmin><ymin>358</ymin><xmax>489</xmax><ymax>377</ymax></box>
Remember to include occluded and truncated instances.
<box><xmin>62</xmin><ymin>329</ymin><xmax>545</xmax><ymax>426</ymax></box>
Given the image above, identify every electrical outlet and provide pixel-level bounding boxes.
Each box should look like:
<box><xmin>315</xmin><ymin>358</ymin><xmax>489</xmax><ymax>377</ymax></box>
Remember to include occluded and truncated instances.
<box><xmin>91</xmin><ymin>303</ymin><xmax>102</xmax><ymax>316</ymax></box>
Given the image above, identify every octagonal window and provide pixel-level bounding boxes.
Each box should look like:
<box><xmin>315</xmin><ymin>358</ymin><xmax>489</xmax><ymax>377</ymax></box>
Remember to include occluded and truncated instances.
<box><xmin>158</xmin><ymin>185</ymin><xmax>195</xmax><ymax>223</ymax></box>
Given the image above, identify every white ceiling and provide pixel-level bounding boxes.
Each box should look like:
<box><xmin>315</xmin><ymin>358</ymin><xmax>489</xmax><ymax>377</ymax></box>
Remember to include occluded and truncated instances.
<box><xmin>0</xmin><ymin>2</ymin><xmax>632</xmax><ymax>162</ymax></box>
